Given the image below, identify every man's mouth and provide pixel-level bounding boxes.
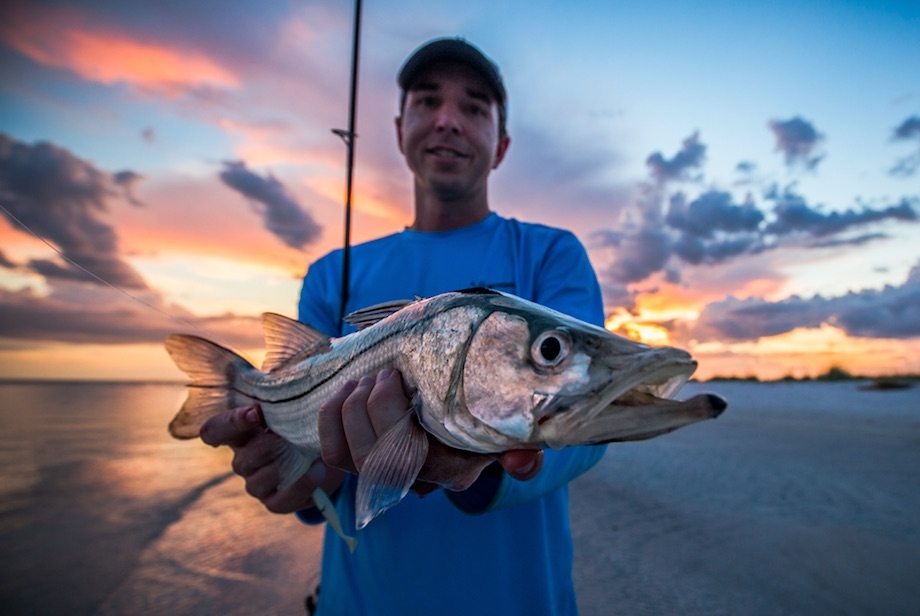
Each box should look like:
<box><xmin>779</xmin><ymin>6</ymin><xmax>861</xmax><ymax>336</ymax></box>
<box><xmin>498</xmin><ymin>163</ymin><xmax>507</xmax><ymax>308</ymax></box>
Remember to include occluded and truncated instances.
<box><xmin>426</xmin><ymin>146</ymin><xmax>467</xmax><ymax>160</ymax></box>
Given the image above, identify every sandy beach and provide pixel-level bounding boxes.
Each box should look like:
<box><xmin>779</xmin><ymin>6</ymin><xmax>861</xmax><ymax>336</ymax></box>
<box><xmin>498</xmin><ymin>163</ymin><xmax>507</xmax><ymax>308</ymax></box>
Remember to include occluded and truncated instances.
<box><xmin>571</xmin><ymin>381</ymin><xmax>920</xmax><ymax>615</ymax></box>
<box><xmin>1</xmin><ymin>380</ymin><xmax>918</xmax><ymax>615</ymax></box>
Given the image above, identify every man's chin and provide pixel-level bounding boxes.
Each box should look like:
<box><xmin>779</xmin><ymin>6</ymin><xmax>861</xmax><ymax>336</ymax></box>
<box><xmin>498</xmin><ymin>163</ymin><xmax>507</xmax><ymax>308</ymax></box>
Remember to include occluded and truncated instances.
<box><xmin>427</xmin><ymin>178</ymin><xmax>470</xmax><ymax>202</ymax></box>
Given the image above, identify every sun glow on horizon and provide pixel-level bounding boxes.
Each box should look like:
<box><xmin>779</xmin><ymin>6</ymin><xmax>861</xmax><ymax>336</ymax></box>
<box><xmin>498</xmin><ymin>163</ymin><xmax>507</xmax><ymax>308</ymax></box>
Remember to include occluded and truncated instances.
<box><xmin>604</xmin><ymin>298</ymin><xmax>920</xmax><ymax>381</ymax></box>
<box><xmin>691</xmin><ymin>324</ymin><xmax>920</xmax><ymax>381</ymax></box>
<box><xmin>605</xmin><ymin>307</ymin><xmax>675</xmax><ymax>346</ymax></box>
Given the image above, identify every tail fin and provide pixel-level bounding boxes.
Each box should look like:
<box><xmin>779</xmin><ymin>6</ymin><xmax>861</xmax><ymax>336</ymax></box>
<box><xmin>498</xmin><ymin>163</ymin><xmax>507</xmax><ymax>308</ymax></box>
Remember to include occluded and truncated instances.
<box><xmin>165</xmin><ymin>334</ymin><xmax>256</xmax><ymax>439</ymax></box>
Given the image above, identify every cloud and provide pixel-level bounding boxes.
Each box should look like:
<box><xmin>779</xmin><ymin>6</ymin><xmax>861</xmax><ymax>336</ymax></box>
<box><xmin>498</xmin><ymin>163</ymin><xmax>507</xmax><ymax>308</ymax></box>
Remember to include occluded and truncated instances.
<box><xmin>645</xmin><ymin>131</ymin><xmax>706</xmax><ymax>183</ymax></box>
<box><xmin>0</xmin><ymin>2</ymin><xmax>378</xmax><ymax>191</ymax></box>
<box><xmin>0</xmin><ymin>283</ymin><xmax>262</xmax><ymax>349</ymax></box>
<box><xmin>0</xmin><ymin>248</ymin><xmax>14</xmax><ymax>268</ymax></box>
<box><xmin>764</xmin><ymin>187</ymin><xmax>917</xmax><ymax>237</ymax></box>
<box><xmin>666</xmin><ymin>190</ymin><xmax>764</xmax><ymax>238</ymax></box>
<box><xmin>735</xmin><ymin>161</ymin><xmax>756</xmax><ymax>174</ymax></box>
<box><xmin>590</xmin><ymin>132</ymin><xmax>920</xmax><ymax>296</ymax></box>
<box><xmin>0</xmin><ymin>133</ymin><xmax>148</xmax><ymax>289</ymax></box>
<box><xmin>890</xmin><ymin>153</ymin><xmax>920</xmax><ymax>177</ymax></box>
<box><xmin>889</xmin><ymin>115</ymin><xmax>920</xmax><ymax>177</ymax></box>
<box><xmin>0</xmin><ymin>4</ymin><xmax>239</xmax><ymax>97</ymax></box>
<box><xmin>892</xmin><ymin>116</ymin><xmax>920</xmax><ymax>141</ymax></box>
<box><xmin>807</xmin><ymin>232</ymin><xmax>890</xmax><ymax>249</ymax></box>
<box><xmin>603</xmin><ymin>225</ymin><xmax>673</xmax><ymax>284</ymax></box>
<box><xmin>691</xmin><ymin>262</ymin><xmax>920</xmax><ymax>341</ymax></box>
<box><xmin>0</xmin><ymin>2</ymin><xmax>358</xmax><ymax>172</ymax></box>
<box><xmin>219</xmin><ymin>160</ymin><xmax>323</xmax><ymax>250</ymax></box>
<box><xmin>768</xmin><ymin>116</ymin><xmax>824</xmax><ymax>169</ymax></box>
<box><xmin>672</xmin><ymin>234</ymin><xmax>761</xmax><ymax>266</ymax></box>
<box><xmin>113</xmin><ymin>170</ymin><xmax>144</xmax><ymax>206</ymax></box>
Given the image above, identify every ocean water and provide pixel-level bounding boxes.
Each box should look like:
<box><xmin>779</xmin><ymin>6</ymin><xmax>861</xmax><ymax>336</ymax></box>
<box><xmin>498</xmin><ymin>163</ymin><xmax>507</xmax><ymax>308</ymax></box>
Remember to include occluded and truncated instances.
<box><xmin>1</xmin><ymin>380</ymin><xmax>918</xmax><ymax>615</ymax></box>
<box><xmin>0</xmin><ymin>382</ymin><xmax>322</xmax><ymax>615</ymax></box>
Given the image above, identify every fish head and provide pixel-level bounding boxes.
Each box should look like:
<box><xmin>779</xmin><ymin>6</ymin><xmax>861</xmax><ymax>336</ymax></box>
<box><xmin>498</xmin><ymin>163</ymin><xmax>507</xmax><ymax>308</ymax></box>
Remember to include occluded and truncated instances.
<box><xmin>448</xmin><ymin>292</ymin><xmax>721</xmax><ymax>451</ymax></box>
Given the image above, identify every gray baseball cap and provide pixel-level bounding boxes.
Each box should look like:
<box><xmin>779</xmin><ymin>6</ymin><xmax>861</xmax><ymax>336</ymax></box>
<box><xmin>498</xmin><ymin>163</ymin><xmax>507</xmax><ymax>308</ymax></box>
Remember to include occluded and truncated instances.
<box><xmin>398</xmin><ymin>37</ymin><xmax>507</xmax><ymax>110</ymax></box>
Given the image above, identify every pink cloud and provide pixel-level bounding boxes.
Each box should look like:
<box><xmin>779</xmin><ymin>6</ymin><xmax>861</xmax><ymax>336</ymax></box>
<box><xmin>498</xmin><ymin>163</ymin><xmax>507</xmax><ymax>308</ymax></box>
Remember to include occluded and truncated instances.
<box><xmin>1</xmin><ymin>5</ymin><xmax>239</xmax><ymax>96</ymax></box>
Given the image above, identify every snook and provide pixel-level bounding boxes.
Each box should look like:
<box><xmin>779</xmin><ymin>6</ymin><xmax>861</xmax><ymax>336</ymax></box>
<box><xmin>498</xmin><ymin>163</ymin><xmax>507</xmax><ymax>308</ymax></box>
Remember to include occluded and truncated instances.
<box><xmin>166</xmin><ymin>288</ymin><xmax>726</xmax><ymax>531</ymax></box>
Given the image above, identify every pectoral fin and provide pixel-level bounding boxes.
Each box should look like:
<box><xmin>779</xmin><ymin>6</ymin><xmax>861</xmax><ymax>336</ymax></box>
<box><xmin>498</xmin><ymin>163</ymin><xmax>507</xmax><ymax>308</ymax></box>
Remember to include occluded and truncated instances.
<box><xmin>355</xmin><ymin>412</ymin><xmax>429</xmax><ymax>529</ymax></box>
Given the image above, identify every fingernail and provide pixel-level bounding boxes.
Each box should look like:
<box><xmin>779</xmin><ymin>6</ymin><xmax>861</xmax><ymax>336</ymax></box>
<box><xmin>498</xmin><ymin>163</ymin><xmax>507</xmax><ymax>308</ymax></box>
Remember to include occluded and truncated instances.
<box><xmin>517</xmin><ymin>455</ymin><xmax>540</xmax><ymax>477</ymax></box>
<box><xmin>245</xmin><ymin>407</ymin><xmax>259</xmax><ymax>424</ymax></box>
<box><xmin>358</xmin><ymin>375</ymin><xmax>374</xmax><ymax>387</ymax></box>
<box><xmin>378</xmin><ymin>368</ymin><xmax>395</xmax><ymax>382</ymax></box>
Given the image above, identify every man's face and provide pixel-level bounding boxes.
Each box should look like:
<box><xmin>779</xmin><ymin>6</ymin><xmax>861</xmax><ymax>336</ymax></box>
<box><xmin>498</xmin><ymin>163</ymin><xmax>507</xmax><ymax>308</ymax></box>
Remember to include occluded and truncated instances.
<box><xmin>396</xmin><ymin>62</ymin><xmax>510</xmax><ymax>202</ymax></box>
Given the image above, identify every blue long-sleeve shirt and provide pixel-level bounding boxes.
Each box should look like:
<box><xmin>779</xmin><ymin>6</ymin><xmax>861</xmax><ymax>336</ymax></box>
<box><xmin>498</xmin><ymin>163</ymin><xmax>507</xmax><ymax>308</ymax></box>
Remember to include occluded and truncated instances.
<box><xmin>297</xmin><ymin>213</ymin><xmax>606</xmax><ymax>615</ymax></box>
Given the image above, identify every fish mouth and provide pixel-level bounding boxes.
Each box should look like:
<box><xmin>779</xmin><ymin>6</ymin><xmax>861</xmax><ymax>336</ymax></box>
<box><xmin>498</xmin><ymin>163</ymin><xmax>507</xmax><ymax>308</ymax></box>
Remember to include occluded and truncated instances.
<box><xmin>536</xmin><ymin>349</ymin><xmax>727</xmax><ymax>447</ymax></box>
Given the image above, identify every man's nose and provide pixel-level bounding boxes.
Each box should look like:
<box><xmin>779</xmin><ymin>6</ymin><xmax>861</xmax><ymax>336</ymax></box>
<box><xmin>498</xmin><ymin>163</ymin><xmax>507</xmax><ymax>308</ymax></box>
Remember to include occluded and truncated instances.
<box><xmin>434</xmin><ymin>103</ymin><xmax>462</xmax><ymax>133</ymax></box>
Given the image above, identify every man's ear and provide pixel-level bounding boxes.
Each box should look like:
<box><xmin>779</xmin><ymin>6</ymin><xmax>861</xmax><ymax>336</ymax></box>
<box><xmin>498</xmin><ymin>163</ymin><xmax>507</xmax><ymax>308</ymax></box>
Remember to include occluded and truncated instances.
<box><xmin>492</xmin><ymin>134</ymin><xmax>511</xmax><ymax>169</ymax></box>
<box><xmin>395</xmin><ymin>116</ymin><xmax>405</xmax><ymax>154</ymax></box>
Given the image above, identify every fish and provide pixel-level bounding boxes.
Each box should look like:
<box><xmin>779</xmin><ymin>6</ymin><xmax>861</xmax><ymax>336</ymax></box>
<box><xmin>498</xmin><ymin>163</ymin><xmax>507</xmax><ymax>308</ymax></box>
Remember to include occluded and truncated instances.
<box><xmin>165</xmin><ymin>288</ymin><xmax>726</xmax><ymax>535</ymax></box>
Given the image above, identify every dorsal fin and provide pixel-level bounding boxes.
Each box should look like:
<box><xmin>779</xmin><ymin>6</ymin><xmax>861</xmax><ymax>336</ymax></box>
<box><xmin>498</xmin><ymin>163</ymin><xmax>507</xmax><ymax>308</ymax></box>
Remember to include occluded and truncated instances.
<box><xmin>455</xmin><ymin>287</ymin><xmax>502</xmax><ymax>296</ymax></box>
<box><xmin>344</xmin><ymin>298</ymin><xmax>415</xmax><ymax>330</ymax></box>
<box><xmin>261</xmin><ymin>313</ymin><xmax>331</xmax><ymax>371</ymax></box>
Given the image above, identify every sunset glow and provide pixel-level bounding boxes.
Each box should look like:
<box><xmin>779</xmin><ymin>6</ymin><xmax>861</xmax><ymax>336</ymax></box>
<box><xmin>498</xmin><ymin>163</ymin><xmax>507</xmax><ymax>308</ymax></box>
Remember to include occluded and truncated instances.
<box><xmin>1</xmin><ymin>9</ymin><xmax>239</xmax><ymax>95</ymax></box>
<box><xmin>1</xmin><ymin>1</ymin><xmax>918</xmax><ymax>381</ymax></box>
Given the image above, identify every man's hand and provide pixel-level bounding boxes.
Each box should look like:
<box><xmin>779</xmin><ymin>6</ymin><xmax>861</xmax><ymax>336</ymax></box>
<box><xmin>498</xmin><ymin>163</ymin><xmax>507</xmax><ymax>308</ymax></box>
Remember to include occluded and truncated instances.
<box><xmin>318</xmin><ymin>369</ymin><xmax>543</xmax><ymax>493</ymax></box>
<box><xmin>200</xmin><ymin>406</ymin><xmax>344</xmax><ymax>514</ymax></box>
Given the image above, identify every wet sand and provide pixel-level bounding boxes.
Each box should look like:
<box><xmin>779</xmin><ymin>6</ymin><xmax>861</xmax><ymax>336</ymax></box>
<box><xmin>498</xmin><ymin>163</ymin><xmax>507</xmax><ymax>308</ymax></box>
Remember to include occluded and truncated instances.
<box><xmin>2</xmin><ymin>381</ymin><xmax>918</xmax><ymax>614</ymax></box>
<box><xmin>571</xmin><ymin>381</ymin><xmax>920</xmax><ymax>615</ymax></box>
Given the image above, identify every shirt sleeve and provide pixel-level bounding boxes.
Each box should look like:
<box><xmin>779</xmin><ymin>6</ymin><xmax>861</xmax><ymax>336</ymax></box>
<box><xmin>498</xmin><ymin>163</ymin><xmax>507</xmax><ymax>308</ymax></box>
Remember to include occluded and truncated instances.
<box><xmin>449</xmin><ymin>230</ymin><xmax>609</xmax><ymax>513</ymax></box>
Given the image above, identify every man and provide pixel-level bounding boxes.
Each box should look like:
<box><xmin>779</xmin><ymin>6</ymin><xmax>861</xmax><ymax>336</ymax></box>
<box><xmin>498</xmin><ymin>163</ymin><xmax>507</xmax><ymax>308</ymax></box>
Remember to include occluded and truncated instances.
<box><xmin>201</xmin><ymin>38</ymin><xmax>606</xmax><ymax>614</ymax></box>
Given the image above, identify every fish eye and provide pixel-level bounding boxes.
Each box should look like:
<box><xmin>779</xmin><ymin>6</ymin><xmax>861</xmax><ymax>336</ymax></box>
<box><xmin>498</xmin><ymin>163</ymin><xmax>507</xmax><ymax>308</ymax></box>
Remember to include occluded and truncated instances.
<box><xmin>531</xmin><ymin>330</ymin><xmax>571</xmax><ymax>368</ymax></box>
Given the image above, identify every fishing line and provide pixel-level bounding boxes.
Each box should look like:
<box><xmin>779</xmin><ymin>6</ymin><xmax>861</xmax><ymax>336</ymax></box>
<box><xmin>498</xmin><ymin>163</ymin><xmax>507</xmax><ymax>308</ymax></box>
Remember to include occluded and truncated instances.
<box><xmin>0</xmin><ymin>200</ymin><xmax>207</xmax><ymax>334</ymax></box>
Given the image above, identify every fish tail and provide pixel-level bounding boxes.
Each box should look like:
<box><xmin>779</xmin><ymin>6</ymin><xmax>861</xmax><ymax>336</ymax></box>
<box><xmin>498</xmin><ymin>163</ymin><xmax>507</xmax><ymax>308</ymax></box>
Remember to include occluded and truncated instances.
<box><xmin>165</xmin><ymin>334</ymin><xmax>257</xmax><ymax>439</ymax></box>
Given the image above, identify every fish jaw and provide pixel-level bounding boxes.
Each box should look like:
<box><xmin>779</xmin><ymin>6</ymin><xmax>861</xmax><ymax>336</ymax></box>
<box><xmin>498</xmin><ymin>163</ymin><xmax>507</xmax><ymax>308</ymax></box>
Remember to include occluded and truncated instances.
<box><xmin>522</xmin><ymin>331</ymin><xmax>706</xmax><ymax>447</ymax></box>
<box><xmin>532</xmin><ymin>346</ymin><xmax>725</xmax><ymax>448</ymax></box>
<box><xmin>539</xmin><ymin>391</ymin><xmax>727</xmax><ymax>447</ymax></box>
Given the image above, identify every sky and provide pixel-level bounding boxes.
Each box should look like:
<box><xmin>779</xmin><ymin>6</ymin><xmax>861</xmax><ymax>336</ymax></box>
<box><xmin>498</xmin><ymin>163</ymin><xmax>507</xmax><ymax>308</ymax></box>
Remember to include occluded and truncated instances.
<box><xmin>1</xmin><ymin>0</ymin><xmax>919</xmax><ymax>381</ymax></box>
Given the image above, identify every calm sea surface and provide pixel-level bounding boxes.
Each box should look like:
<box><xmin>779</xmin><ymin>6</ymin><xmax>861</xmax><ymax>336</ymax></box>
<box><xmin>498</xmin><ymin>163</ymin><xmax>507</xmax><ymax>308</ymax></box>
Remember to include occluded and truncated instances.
<box><xmin>0</xmin><ymin>382</ymin><xmax>321</xmax><ymax>615</ymax></box>
<box><xmin>1</xmin><ymin>380</ymin><xmax>918</xmax><ymax>615</ymax></box>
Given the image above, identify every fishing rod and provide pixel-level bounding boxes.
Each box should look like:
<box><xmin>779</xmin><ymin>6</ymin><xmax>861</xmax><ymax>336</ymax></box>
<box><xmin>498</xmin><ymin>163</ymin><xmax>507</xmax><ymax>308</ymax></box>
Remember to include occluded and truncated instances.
<box><xmin>335</xmin><ymin>0</ymin><xmax>363</xmax><ymax>327</ymax></box>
